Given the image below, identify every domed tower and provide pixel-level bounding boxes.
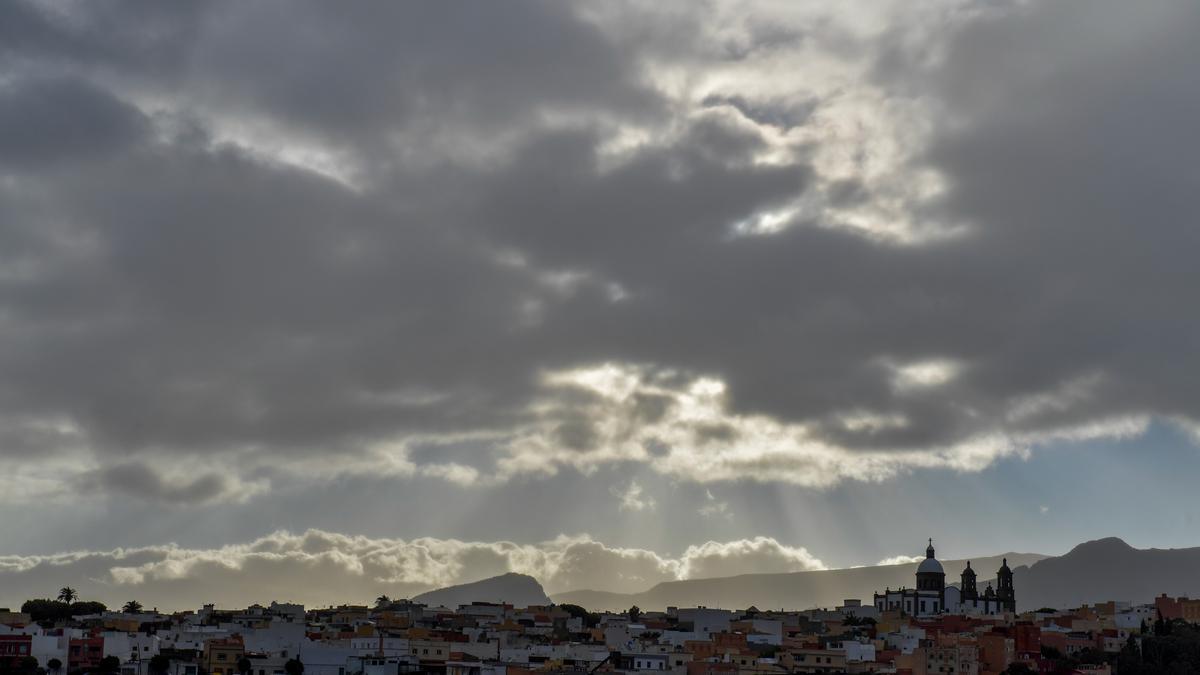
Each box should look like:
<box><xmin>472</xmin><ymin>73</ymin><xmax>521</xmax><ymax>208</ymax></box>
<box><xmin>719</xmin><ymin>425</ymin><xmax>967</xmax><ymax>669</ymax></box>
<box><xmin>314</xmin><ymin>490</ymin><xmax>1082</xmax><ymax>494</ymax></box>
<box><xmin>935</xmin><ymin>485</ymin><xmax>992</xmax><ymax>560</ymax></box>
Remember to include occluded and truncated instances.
<box><xmin>996</xmin><ymin>557</ymin><xmax>1016</xmax><ymax>612</ymax></box>
<box><xmin>961</xmin><ymin>560</ymin><xmax>978</xmax><ymax>600</ymax></box>
<box><xmin>916</xmin><ymin>539</ymin><xmax>945</xmax><ymax>590</ymax></box>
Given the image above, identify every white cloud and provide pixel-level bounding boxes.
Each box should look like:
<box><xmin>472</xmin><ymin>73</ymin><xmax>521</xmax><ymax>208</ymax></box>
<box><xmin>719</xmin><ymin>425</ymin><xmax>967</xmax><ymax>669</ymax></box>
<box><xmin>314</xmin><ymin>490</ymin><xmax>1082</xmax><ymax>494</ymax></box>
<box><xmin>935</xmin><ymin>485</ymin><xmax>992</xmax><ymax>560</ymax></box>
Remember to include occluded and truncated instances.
<box><xmin>698</xmin><ymin>490</ymin><xmax>732</xmax><ymax>519</ymax></box>
<box><xmin>877</xmin><ymin>554</ymin><xmax>924</xmax><ymax>566</ymax></box>
<box><xmin>888</xmin><ymin>358</ymin><xmax>962</xmax><ymax>391</ymax></box>
<box><xmin>0</xmin><ymin>530</ymin><xmax>832</xmax><ymax>610</ymax></box>
<box><xmin>612</xmin><ymin>479</ymin><xmax>657</xmax><ymax>512</ymax></box>
<box><xmin>678</xmin><ymin>537</ymin><xmax>825</xmax><ymax>579</ymax></box>
<box><xmin>497</xmin><ymin>363</ymin><xmax>1143</xmax><ymax>489</ymax></box>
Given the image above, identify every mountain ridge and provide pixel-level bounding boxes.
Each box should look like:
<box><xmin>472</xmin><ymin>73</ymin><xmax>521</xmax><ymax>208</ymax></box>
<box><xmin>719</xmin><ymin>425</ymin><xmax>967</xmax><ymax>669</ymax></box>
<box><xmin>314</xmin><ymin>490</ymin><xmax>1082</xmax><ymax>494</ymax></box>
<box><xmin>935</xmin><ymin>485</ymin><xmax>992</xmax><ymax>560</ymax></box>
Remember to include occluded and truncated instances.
<box><xmin>412</xmin><ymin>572</ymin><xmax>551</xmax><ymax>608</ymax></box>
<box><xmin>549</xmin><ymin>552</ymin><xmax>1044</xmax><ymax>612</ymax></box>
<box><xmin>408</xmin><ymin>538</ymin><xmax>1200</xmax><ymax>614</ymax></box>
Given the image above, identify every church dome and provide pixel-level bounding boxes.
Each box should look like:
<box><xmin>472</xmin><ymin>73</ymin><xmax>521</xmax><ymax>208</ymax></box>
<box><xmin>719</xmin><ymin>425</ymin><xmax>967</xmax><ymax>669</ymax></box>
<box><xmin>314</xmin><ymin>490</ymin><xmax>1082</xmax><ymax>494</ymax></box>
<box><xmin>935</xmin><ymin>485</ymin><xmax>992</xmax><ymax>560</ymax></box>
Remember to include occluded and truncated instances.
<box><xmin>917</xmin><ymin>538</ymin><xmax>944</xmax><ymax>575</ymax></box>
<box><xmin>917</xmin><ymin>556</ymin><xmax>945</xmax><ymax>575</ymax></box>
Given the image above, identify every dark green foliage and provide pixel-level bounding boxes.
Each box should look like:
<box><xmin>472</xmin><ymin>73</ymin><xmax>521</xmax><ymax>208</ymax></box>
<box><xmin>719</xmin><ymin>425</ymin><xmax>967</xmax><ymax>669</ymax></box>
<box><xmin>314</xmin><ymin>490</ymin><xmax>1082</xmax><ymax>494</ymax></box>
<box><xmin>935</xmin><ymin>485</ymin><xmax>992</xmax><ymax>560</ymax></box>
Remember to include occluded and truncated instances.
<box><xmin>627</xmin><ymin>605</ymin><xmax>642</xmax><ymax>623</ymax></box>
<box><xmin>148</xmin><ymin>655</ymin><xmax>171</xmax><ymax>675</ymax></box>
<box><xmin>19</xmin><ymin>599</ymin><xmax>107</xmax><ymax>624</ymax></box>
<box><xmin>284</xmin><ymin>659</ymin><xmax>304</xmax><ymax>675</ymax></box>
<box><xmin>557</xmin><ymin>603</ymin><xmax>600</xmax><ymax>628</ymax></box>
<box><xmin>45</xmin><ymin>660</ymin><xmax>62</xmax><ymax>673</ymax></box>
<box><xmin>1121</xmin><ymin>621</ymin><xmax>1200</xmax><ymax>674</ymax></box>
<box><xmin>10</xmin><ymin>656</ymin><xmax>40</xmax><ymax>674</ymax></box>
<box><xmin>97</xmin><ymin>656</ymin><xmax>121</xmax><ymax>674</ymax></box>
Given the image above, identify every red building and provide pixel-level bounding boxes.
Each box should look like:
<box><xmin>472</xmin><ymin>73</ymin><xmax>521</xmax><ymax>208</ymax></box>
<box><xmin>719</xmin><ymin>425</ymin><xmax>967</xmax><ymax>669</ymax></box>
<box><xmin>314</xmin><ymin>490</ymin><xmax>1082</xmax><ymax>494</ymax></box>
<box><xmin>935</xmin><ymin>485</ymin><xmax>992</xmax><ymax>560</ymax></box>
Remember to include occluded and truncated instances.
<box><xmin>0</xmin><ymin>635</ymin><xmax>33</xmax><ymax>669</ymax></box>
<box><xmin>69</xmin><ymin>636</ymin><xmax>105</xmax><ymax>672</ymax></box>
<box><xmin>1013</xmin><ymin>622</ymin><xmax>1042</xmax><ymax>656</ymax></box>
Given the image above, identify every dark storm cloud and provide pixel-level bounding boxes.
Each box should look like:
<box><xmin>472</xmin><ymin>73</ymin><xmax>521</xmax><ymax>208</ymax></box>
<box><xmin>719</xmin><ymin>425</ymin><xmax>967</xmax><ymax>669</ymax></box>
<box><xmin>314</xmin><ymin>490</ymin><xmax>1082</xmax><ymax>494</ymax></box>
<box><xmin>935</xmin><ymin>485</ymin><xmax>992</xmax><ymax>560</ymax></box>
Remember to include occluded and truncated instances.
<box><xmin>0</xmin><ymin>0</ymin><xmax>1198</xmax><ymax>498</ymax></box>
<box><xmin>0</xmin><ymin>76</ymin><xmax>149</xmax><ymax>167</ymax></box>
<box><xmin>78</xmin><ymin>462</ymin><xmax>238</xmax><ymax>505</ymax></box>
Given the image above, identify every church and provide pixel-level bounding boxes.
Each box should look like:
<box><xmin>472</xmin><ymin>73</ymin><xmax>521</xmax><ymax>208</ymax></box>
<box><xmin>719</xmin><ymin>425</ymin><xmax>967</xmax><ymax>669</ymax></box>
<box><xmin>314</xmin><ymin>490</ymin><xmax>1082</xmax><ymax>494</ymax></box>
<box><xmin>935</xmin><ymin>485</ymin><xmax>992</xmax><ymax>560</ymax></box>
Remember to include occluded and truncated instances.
<box><xmin>873</xmin><ymin>539</ymin><xmax>1015</xmax><ymax>617</ymax></box>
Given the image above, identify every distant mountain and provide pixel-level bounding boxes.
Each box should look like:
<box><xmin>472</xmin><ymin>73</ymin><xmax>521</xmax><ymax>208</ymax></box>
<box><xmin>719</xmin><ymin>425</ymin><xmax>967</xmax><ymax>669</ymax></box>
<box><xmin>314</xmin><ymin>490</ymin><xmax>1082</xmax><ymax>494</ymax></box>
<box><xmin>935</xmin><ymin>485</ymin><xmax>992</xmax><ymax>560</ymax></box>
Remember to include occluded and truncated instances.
<box><xmin>1012</xmin><ymin>537</ymin><xmax>1200</xmax><ymax>611</ymax></box>
<box><xmin>551</xmin><ymin>553</ymin><xmax>1046</xmax><ymax>612</ymax></box>
<box><xmin>413</xmin><ymin>572</ymin><xmax>551</xmax><ymax>608</ymax></box>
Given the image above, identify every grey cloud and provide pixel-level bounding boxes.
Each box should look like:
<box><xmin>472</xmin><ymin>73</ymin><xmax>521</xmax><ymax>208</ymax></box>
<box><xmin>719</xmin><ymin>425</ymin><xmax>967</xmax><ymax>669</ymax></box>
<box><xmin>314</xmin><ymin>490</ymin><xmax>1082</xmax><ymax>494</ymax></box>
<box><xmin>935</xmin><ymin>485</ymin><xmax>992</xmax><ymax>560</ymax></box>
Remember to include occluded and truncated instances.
<box><xmin>0</xmin><ymin>76</ymin><xmax>149</xmax><ymax>167</ymax></box>
<box><xmin>77</xmin><ymin>462</ymin><xmax>244</xmax><ymax>505</ymax></box>
<box><xmin>0</xmin><ymin>0</ymin><xmax>1198</xmax><ymax>504</ymax></box>
<box><xmin>701</xmin><ymin>93</ymin><xmax>817</xmax><ymax>130</ymax></box>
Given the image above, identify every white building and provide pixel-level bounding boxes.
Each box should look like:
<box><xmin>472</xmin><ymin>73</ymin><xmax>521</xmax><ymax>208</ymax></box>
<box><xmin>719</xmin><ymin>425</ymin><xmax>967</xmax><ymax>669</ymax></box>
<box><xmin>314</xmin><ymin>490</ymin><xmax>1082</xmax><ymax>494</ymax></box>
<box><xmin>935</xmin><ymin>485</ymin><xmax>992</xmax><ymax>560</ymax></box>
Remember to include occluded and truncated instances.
<box><xmin>874</xmin><ymin>540</ymin><xmax>1017</xmax><ymax>617</ymax></box>
<box><xmin>676</xmin><ymin>608</ymin><xmax>731</xmax><ymax>636</ymax></box>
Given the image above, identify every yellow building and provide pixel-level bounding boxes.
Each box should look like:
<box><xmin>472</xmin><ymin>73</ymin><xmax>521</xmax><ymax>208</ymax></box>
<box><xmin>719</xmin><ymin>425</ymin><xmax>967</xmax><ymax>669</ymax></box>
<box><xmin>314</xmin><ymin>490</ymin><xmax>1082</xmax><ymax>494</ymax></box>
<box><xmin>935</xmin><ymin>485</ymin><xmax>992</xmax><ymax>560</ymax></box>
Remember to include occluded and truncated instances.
<box><xmin>203</xmin><ymin>637</ymin><xmax>245</xmax><ymax>675</ymax></box>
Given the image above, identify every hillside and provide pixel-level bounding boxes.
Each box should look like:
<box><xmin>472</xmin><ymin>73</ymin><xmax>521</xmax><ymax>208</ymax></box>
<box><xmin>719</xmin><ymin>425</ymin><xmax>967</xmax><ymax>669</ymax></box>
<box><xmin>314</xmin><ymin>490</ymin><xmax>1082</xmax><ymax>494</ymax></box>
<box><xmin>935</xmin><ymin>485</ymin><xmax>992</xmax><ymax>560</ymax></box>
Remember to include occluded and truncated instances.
<box><xmin>413</xmin><ymin>572</ymin><xmax>551</xmax><ymax>608</ymax></box>
<box><xmin>551</xmin><ymin>553</ymin><xmax>1045</xmax><ymax>611</ymax></box>
<box><xmin>1013</xmin><ymin>537</ymin><xmax>1200</xmax><ymax>610</ymax></box>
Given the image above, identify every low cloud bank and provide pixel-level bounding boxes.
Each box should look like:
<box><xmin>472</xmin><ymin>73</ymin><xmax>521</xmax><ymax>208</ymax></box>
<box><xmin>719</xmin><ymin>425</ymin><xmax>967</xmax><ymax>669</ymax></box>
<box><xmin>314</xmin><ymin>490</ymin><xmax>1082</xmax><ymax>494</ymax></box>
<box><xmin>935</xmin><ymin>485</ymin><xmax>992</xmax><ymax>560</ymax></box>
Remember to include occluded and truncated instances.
<box><xmin>0</xmin><ymin>530</ymin><xmax>824</xmax><ymax>611</ymax></box>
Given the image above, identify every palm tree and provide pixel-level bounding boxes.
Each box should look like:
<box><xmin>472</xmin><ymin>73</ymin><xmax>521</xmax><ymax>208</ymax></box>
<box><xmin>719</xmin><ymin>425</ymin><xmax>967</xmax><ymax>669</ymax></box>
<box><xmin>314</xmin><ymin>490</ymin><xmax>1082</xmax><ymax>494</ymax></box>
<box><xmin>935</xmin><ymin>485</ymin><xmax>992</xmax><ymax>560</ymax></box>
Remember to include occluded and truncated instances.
<box><xmin>57</xmin><ymin>587</ymin><xmax>78</xmax><ymax>604</ymax></box>
<box><xmin>122</xmin><ymin>600</ymin><xmax>143</xmax><ymax>614</ymax></box>
<box><xmin>374</xmin><ymin>595</ymin><xmax>390</xmax><ymax>608</ymax></box>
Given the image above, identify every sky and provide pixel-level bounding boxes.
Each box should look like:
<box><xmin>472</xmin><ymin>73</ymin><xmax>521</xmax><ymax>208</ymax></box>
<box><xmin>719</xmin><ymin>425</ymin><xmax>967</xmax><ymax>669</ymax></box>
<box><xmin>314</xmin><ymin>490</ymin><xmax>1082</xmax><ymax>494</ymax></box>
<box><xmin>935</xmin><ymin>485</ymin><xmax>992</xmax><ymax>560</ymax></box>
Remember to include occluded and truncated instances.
<box><xmin>2</xmin><ymin>0</ymin><xmax>1200</xmax><ymax>610</ymax></box>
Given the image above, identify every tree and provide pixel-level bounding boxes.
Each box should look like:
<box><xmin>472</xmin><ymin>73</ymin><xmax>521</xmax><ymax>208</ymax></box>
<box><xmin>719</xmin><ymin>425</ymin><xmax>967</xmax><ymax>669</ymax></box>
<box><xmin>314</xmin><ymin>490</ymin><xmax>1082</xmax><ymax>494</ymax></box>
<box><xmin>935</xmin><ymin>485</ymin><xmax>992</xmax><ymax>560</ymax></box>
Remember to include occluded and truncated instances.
<box><xmin>122</xmin><ymin>600</ymin><xmax>144</xmax><ymax>614</ymax></box>
<box><xmin>56</xmin><ymin>588</ymin><xmax>77</xmax><ymax>604</ymax></box>
<box><xmin>15</xmin><ymin>656</ymin><xmax>40</xmax><ymax>674</ymax></box>
<box><xmin>627</xmin><ymin>605</ymin><xmax>642</xmax><ymax>623</ymax></box>
<box><xmin>98</xmin><ymin>656</ymin><xmax>121</xmax><ymax>674</ymax></box>
<box><xmin>21</xmin><ymin>599</ymin><xmax>70</xmax><ymax>624</ymax></box>
<box><xmin>46</xmin><ymin>659</ymin><xmax>62</xmax><ymax>674</ymax></box>
<box><xmin>374</xmin><ymin>595</ymin><xmax>390</xmax><ymax>608</ymax></box>
<box><xmin>557</xmin><ymin>604</ymin><xmax>600</xmax><ymax>629</ymax></box>
<box><xmin>284</xmin><ymin>659</ymin><xmax>304</xmax><ymax>675</ymax></box>
<box><xmin>69</xmin><ymin>601</ymin><xmax>107</xmax><ymax>617</ymax></box>
<box><xmin>236</xmin><ymin>657</ymin><xmax>253</xmax><ymax>675</ymax></box>
<box><xmin>148</xmin><ymin>655</ymin><xmax>171</xmax><ymax>675</ymax></box>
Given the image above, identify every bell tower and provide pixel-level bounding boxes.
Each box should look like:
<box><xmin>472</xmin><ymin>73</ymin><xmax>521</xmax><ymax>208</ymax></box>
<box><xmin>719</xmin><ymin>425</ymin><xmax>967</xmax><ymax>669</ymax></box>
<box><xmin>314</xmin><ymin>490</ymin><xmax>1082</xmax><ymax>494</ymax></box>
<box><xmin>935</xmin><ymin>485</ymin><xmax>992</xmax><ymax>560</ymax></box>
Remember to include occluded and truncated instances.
<box><xmin>961</xmin><ymin>560</ymin><xmax>978</xmax><ymax>600</ymax></box>
<box><xmin>996</xmin><ymin>558</ymin><xmax>1016</xmax><ymax>612</ymax></box>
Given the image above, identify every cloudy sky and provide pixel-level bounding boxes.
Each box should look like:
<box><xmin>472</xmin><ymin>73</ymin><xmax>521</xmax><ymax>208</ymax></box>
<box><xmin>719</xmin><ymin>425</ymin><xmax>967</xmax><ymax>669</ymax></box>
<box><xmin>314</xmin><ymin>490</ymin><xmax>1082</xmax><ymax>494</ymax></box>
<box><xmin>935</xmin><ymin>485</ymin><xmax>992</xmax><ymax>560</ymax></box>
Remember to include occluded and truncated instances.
<box><xmin>2</xmin><ymin>0</ymin><xmax>1200</xmax><ymax>610</ymax></box>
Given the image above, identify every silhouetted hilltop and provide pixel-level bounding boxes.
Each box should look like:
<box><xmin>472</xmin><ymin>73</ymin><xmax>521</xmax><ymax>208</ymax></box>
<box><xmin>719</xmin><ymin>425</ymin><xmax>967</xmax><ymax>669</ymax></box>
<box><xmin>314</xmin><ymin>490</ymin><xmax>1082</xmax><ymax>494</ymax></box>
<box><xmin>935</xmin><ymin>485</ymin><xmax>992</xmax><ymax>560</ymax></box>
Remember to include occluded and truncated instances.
<box><xmin>1012</xmin><ymin>537</ymin><xmax>1200</xmax><ymax>610</ymax></box>
<box><xmin>414</xmin><ymin>572</ymin><xmax>551</xmax><ymax>608</ymax></box>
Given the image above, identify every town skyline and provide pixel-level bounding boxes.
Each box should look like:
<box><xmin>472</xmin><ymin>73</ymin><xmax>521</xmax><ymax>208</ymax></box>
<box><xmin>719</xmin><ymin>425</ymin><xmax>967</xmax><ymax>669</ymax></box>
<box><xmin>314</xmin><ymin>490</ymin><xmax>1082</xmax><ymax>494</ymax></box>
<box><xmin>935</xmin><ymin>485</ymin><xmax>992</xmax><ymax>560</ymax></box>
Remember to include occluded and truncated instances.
<box><xmin>4</xmin><ymin>540</ymin><xmax>1199</xmax><ymax>674</ymax></box>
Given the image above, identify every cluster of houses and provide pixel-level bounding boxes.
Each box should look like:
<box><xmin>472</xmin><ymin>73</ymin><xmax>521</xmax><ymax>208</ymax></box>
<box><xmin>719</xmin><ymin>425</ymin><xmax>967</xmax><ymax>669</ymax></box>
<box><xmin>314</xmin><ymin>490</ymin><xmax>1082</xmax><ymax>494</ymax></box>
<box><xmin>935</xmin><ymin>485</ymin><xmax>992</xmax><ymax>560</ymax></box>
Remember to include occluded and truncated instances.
<box><xmin>0</xmin><ymin>589</ymin><xmax>1188</xmax><ymax>675</ymax></box>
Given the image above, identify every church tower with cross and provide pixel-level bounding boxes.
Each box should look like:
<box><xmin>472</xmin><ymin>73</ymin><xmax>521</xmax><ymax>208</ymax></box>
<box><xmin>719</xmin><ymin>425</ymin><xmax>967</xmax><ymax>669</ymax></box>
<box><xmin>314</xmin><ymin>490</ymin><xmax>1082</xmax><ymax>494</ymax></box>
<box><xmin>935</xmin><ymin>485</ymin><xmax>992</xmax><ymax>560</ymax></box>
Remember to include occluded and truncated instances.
<box><xmin>874</xmin><ymin>538</ymin><xmax>1016</xmax><ymax>617</ymax></box>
